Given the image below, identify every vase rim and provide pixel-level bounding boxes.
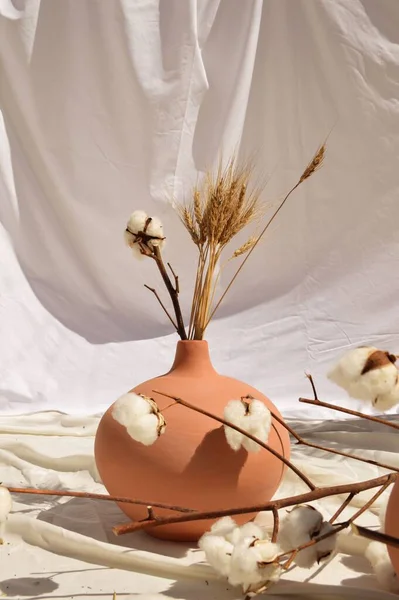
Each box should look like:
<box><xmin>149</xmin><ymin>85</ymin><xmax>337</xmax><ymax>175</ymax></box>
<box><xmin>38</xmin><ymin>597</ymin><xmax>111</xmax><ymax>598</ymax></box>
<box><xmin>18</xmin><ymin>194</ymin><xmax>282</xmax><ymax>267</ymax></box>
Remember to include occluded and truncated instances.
<box><xmin>177</xmin><ymin>339</ymin><xmax>208</xmax><ymax>345</ymax></box>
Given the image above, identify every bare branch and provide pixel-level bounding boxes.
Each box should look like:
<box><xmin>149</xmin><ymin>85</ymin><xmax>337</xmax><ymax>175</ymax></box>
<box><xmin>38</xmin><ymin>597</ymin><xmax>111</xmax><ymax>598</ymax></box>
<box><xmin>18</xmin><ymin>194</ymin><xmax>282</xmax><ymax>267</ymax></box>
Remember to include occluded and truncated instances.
<box><xmin>144</xmin><ymin>285</ymin><xmax>178</xmax><ymax>330</ymax></box>
<box><xmin>299</xmin><ymin>397</ymin><xmax>399</xmax><ymax>431</ymax></box>
<box><xmin>167</xmin><ymin>262</ymin><xmax>180</xmax><ymax>294</ymax></box>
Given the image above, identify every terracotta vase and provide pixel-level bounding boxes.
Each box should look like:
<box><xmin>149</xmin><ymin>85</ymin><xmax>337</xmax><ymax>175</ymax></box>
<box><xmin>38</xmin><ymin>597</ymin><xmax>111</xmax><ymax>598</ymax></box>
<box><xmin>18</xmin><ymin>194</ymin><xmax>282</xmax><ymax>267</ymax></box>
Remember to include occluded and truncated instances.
<box><xmin>94</xmin><ymin>340</ymin><xmax>291</xmax><ymax>542</ymax></box>
<box><xmin>384</xmin><ymin>480</ymin><xmax>399</xmax><ymax>574</ymax></box>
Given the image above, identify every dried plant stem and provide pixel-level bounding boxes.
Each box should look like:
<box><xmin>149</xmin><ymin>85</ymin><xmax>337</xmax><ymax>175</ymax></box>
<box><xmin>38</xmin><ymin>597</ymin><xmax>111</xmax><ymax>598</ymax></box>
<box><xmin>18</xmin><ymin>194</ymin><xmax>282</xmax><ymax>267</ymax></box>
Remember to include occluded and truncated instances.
<box><xmin>271</xmin><ymin>507</ymin><xmax>279</xmax><ymax>543</ymax></box>
<box><xmin>152</xmin><ymin>247</ymin><xmax>187</xmax><ymax>340</ymax></box>
<box><xmin>329</xmin><ymin>492</ymin><xmax>355</xmax><ymax>524</ymax></box>
<box><xmin>205</xmin><ymin>145</ymin><xmax>325</xmax><ymax>329</ymax></box>
<box><xmin>204</xmin><ymin>183</ymin><xmax>300</xmax><ymax>329</ymax></box>
<box><xmin>153</xmin><ymin>390</ymin><xmax>316</xmax><ymax>491</ymax></box>
<box><xmin>351</xmin><ymin>523</ymin><xmax>399</xmax><ymax>549</ymax></box>
<box><xmin>270</xmin><ymin>410</ymin><xmax>399</xmax><ymax>473</ymax></box>
<box><xmin>6</xmin><ymin>487</ymin><xmax>196</xmax><ymax>513</ymax></box>
<box><xmin>305</xmin><ymin>373</ymin><xmax>319</xmax><ymax>400</ymax></box>
<box><xmin>113</xmin><ymin>473</ymin><xmax>395</xmax><ymax>535</ymax></box>
<box><xmin>144</xmin><ymin>285</ymin><xmax>178</xmax><ymax>330</ymax></box>
<box><xmin>299</xmin><ymin>397</ymin><xmax>399</xmax><ymax>431</ymax></box>
<box><xmin>274</xmin><ymin>476</ymin><xmax>394</xmax><ymax>566</ymax></box>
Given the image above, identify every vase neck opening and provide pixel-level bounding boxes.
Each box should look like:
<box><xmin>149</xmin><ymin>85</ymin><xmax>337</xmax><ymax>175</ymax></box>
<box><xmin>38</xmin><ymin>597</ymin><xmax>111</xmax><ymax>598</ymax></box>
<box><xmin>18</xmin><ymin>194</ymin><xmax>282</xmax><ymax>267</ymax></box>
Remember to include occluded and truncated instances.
<box><xmin>170</xmin><ymin>341</ymin><xmax>217</xmax><ymax>376</ymax></box>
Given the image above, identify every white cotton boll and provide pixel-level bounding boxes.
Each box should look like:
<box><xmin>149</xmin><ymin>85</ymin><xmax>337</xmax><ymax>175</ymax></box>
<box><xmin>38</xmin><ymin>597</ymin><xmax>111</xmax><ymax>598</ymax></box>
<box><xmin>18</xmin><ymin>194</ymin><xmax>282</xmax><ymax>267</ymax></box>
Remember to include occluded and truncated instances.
<box><xmin>328</xmin><ymin>347</ymin><xmax>398</xmax><ymax>403</ymax></box>
<box><xmin>112</xmin><ymin>393</ymin><xmax>164</xmax><ymax>446</ymax></box>
<box><xmin>223</xmin><ymin>398</ymin><xmax>271</xmax><ymax>453</ymax></box>
<box><xmin>124</xmin><ymin>229</ymin><xmax>136</xmax><ymax>248</ymax></box>
<box><xmin>145</xmin><ymin>216</ymin><xmax>163</xmax><ymax>238</ymax></box>
<box><xmin>241</xmin><ymin>400</ymin><xmax>271</xmax><ymax>453</ymax></box>
<box><xmin>373</xmin><ymin>381</ymin><xmax>399</xmax><ymax>411</ymax></box>
<box><xmin>208</xmin><ymin>516</ymin><xmax>237</xmax><ymax>538</ymax></box>
<box><xmin>224</xmin><ymin>400</ymin><xmax>246</xmax><ymax>451</ymax></box>
<box><xmin>279</xmin><ymin>505</ymin><xmax>323</xmax><ymax>549</ymax></box>
<box><xmin>198</xmin><ymin>534</ymin><xmax>233</xmax><ymax>577</ymax></box>
<box><xmin>127</xmin><ymin>413</ymin><xmax>161</xmax><ymax>446</ymax></box>
<box><xmin>126</xmin><ymin>210</ymin><xmax>148</xmax><ymax>234</ymax></box>
<box><xmin>328</xmin><ymin>347</ymin><xmax>377</xmax><ymax>389</ymax></box>
<box><xmin>278</xmin><ymin>506</ymin><xmax>331</xmax><ymax>568</ymax></box>
<box><xmin>347</xmin><ymin>363</ymin><xmax>398</xmax><ymax>402</ymax></box>
<box><xmin>236</xmin><ymin>522</ymin><xmax>267</xmax><ymax>543</ymax></box>
<box><xmin>112</xmin><ymin>393</ymin><xmax>151</xmax><ymax>428</ymax></box>
<box><xmin>365</xmin><ymin>542</ymin><xmax>399</xmax><ymax>593</ymax></box>
<box><xmin>229</xmin><ymin>539</ymin><xmax>281</xmax><ymax>591</ymax></box>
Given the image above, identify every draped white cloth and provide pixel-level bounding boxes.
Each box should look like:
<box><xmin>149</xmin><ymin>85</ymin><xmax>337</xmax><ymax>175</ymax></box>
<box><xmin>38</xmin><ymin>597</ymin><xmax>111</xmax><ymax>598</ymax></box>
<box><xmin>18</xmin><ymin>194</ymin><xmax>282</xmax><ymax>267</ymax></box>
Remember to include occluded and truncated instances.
<box><xmin>1</xmin><ymin>0</ymin><xmax>399</xmax><ymax>417</ymax></box>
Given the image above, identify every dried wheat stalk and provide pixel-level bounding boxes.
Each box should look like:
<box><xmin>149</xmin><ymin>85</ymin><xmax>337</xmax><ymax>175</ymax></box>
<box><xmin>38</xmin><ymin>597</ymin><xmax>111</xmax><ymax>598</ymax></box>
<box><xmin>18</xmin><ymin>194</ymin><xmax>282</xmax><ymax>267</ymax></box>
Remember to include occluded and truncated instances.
<box><xmin>176</xmin><ymin>145</ymin><xmax>325</xmax><ymax>339</ymax></box>
<box><xmin>176</xmin><ymin>156</ymin><xmax>265</xmax><ymax>339</ymax></box>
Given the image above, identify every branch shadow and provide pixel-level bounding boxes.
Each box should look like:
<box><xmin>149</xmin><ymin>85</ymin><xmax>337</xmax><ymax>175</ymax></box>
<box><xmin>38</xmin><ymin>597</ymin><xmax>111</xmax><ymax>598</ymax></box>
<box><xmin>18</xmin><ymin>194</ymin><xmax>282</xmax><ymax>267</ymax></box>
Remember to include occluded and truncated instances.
<box><xmin>36</xmin><ymin>496</ymin><xmax>191</xmax><ymax>558</ymax></box>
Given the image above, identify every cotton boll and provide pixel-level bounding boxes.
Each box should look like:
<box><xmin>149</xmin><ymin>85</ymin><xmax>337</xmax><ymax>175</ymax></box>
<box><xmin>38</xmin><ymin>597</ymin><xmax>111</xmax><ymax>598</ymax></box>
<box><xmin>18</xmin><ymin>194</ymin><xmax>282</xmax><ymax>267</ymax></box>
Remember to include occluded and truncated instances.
<box><xmin>347</xmin><ymin>363</ymin><xmax>398</xmax><ymax>402</ymax></box>
<box><xmin>328</xmin><ymin>347</ymin><xmax>377</xmax><ymax>389</ymax></box>
<box><xmin>127</xmin><ymin>210</ymin><xmax>148</xmax><ymax>234</ymax></box>
<box><xmin>328</xmin><ymin>346</ymin><xmax>398</xmax><ymax>404</ymax></box>
<box><xmin>224</xmin><ymin>400</ymin><xmax>246</xmax><ymax>451</ymax></box>
<box><xmin>124</xmin><ymin>229</ymin><xmax>136</xmax><ymax>248</ymax></box>
<box><xmin>198</xmin><ymin>533</ymin><xmax>233</xmax><ymax>577</ymax></box>
<box><xmin>313</xmin><ymin>521</ymin><xmax>336</xmax><ymax>563</ymax></box>
<box><xmin>278</xmin><ymin>506</ymin><xmax>329</xmax><ymax>568</ymax></box>
<box><xmin>113</xmin><ymin>393</ymin><xmax>152</xmax><ymax>428</ymax></box>
<box><xmin>208</xmin><ymin>516</ymin><xmax>237</xmax><ymax>538</ymax></box>
<box><xmin>112</xmin><ymin>393</ymin><xmax>165</xmax><ymax>446</ymax></box>
<box><xmin>373</xmin><ymin>381</ymin><xmax>399</xmax><ymax>411</ymax></box>
<box><xmin>236</xmin><ymin>522</ymin><xmax>267</xmax><ymax>543</ymax></box>
<box><xmin>365</xmin><ymin>542</ymin><xmax>399</xmax><ymax>593</ymax></box>
<box><xmin>279</xmin><ymin>505</ymin><xmax>323</xmax><ymax>549</ymax></box>
<box><xmin>146</xmin><ymin>216</ymin><xmax>163</xmax><ymax>238</ymax></box>
<box><xmin>241</xmin><ymin>400</ymin><xmax>271</xmax><ymax>453</ymax></box>
<box><xmin>223</xmin><ymin>398</ymin><xmax>271</xmax><ymax>453</ymax></box>
<box><xmin>127</xmin><ymin>413</ymin><xmax>162</xmax><ymax>446</ymax></box>
<box><xmin>229</xmin><ymin>539</ymin><xmax>281</xmax><ymax>591</ymax></box>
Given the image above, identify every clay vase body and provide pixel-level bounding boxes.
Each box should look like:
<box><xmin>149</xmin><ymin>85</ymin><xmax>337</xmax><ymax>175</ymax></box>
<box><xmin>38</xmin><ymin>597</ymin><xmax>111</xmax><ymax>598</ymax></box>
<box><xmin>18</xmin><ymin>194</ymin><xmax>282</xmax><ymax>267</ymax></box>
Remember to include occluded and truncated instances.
<box><xmin>384</xmin><ymin>480</ymin><xmax>399</xmax><ymax>574</ymax></box>
<box><xmin>94</xmin><ymin>340</ymin><xmax>291</xmax><ymax>542</ymax></box>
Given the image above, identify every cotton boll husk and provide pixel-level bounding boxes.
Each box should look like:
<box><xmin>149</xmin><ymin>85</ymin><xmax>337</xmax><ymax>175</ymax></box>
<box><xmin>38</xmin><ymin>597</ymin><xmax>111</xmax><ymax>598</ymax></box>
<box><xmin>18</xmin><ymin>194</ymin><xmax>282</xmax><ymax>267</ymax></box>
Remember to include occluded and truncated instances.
<box><xmin>127</xmin><ymin>210</ymin><xmax>148</xmax><ymax>234</ymax></box>
<box><xmin>347</xmin><ymin>363</ymin><xmax>398</xmax><ymax>402</ymax></box>
<box><xmin>328</xmin><ymin>347</ymin><xmax>377</xmax><ymax>388</ymax></box>
<box><xmin>278</xmin><ymin>505</ymin><xmax>323</xmax><ymax>550</ymax></box>
<box><xmin>112</xmin><ymin>393</ymin><xmax>151</xmax><ymax>428</ymax></box>
<box><xmin>0</xmin><ymin>487</ymin><xmax>12</xmax><ymax>522</ymax></box>
<box><xmin>224</xmin><ymin>400</ymin><xmax>246</xmax><ymax>451</ymax></box>
<box><xmin>127</xmin><ymin>413</ymin><xmax>161</xmax><ymax>446</ymax></box>
<box><xmin>365</xmin><ymin>542</ymin><xmax>399</xmax><ymax>593</ymax></box>
<box><xmin>198</xmin><ymin>534</ymin><xmax>233</xmax><ymax>577</ymax></box>
<box><xmin>373</xmin><ymin>381</ymin><xmax>399</xmax><ymax>411</ymax></box>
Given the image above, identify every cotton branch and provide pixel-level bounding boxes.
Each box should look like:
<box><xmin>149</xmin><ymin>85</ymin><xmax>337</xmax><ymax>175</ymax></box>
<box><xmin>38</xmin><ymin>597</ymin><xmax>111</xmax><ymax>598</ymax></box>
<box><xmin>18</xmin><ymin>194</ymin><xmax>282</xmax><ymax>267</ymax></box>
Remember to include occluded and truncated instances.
<box><xmin>152</xmin><ymin>390</ymin><xmax>316</xmax><ymax>491</ymax></box>
<box><xmin>277</xmin><ymin>475</ymin><xmax>394</xmax><ymax>566</ymax></box>
<box><xmin>144</xmin><ymin>285</ymin><xmax>178</xmax><ymax>330</ymax></box>
<box><xmin>152</xmin><ymin>247</ymin><xmax>187</xmax><ymax>340</ymax></box>
<box><xmin>270</xmin><ymin>409</ymin><xmax>399</xmax><ymax>473</ymax></box>
<box><xmin>6</xmin><ymin>487</ymin><xmax>196</xmax><ymax>513</ymax></box>
<box><xmin>299</xmin><ymin>397</ymin><xmax>399</xmax><ymax>431</ymax></box>
<box><xmin>113</xmin><ymin>473</ymin><xmax>395</xmax><ymax>536</ymax></box>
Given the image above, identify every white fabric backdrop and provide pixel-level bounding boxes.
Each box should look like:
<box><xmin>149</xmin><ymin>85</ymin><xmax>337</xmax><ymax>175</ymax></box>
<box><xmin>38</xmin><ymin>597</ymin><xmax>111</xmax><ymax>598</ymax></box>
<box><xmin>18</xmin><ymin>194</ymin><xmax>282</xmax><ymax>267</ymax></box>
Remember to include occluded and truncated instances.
<box><xmin>1</xmin><ymin>0</ymin><xmax>399</xmax><ymax>416</ymax></box>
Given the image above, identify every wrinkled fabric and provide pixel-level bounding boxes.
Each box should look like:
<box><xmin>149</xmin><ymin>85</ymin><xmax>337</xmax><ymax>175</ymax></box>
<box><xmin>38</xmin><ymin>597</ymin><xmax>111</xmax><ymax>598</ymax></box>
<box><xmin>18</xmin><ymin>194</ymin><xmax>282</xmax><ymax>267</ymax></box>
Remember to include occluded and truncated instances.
<box><xmin>1</xmin><ymin>0</ymin><xmax>399</xmax><ymax>415</ymax></box>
